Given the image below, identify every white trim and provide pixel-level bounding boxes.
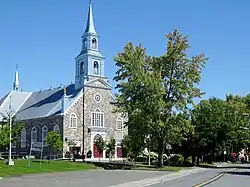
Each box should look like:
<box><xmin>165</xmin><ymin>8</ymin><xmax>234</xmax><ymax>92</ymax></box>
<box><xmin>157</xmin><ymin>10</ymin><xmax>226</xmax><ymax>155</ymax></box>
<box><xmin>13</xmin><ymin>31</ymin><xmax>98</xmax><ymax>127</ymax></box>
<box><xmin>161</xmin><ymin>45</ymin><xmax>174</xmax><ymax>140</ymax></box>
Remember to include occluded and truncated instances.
<box><xmin>91</xmin><ymin>108</ymin><xmax>104</xmax><ymax>127</ymax></box>
<box><xmin>85</xmin><ymin>78</ymin><xmax>112</xmax><ymax>89</ymax></box>
<box><xmin>54</xmin><ymin>124</ymin><xmax>60</xmax><ymax>132</ymax></box>
<box><xmin>90</xmin><ymin>132</ymin><xmax>106</xmax><ymax>158</ymax></box>
<box><xmin>70</xmin><ymin>113</ymin><xmax>77</xmax><ymax>129</ymax></box>
<box><xmin>42</xmin><ymin>126</ymin><xmax>48</xmax><ymax>146</ymax></box>
<box><xmin>31</xmin><ymin>127</ymin><xmax>37</xmax><ymax>143</ymax></box>
<box><xmin>64</xmin><ymin>88</ymin><xmax>83</xmax><ymax>115</ymax></box>
<box><xmin>20</xmin><ymin>128</ymin><xmax>26</xmax><ymax>148</ymax></box>
<box><xmin>116</xmin><ymin>117</ymin><xmax>123</xmax><ymax>130</ymax></box>
<box><xmin>94</xmin><ymin>93</ymin><xmax>102</xmax><ymax>103</ymax></box>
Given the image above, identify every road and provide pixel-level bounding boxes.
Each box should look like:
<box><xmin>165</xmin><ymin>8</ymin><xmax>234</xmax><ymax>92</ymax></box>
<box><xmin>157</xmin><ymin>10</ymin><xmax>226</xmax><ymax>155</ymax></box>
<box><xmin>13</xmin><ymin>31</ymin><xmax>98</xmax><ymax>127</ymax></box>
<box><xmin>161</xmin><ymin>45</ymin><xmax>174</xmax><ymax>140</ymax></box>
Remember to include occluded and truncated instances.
<box><xmin>1</xmin><ymin>166</ymin><xmax>250</xmax><ymax>187</ymax></box>
<box><xmin>208</xmin><ymin>168</ymin><xmax>250</xmax><ymax>187</ymax></box>
<box><xmin>0</xmin><ymin>170</ymin><xmax>172</xmax><ymax>187</ymax></box>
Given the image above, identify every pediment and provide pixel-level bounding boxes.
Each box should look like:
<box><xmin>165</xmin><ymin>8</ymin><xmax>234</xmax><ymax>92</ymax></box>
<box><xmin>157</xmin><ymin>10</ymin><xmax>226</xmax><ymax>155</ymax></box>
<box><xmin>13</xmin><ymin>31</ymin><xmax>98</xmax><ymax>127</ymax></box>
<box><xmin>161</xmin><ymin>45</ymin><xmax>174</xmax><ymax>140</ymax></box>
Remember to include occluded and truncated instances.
<box><xmin>85</xmin><ymin>78</ymin><xmax>112</xmax><ymax>90</ymax></box>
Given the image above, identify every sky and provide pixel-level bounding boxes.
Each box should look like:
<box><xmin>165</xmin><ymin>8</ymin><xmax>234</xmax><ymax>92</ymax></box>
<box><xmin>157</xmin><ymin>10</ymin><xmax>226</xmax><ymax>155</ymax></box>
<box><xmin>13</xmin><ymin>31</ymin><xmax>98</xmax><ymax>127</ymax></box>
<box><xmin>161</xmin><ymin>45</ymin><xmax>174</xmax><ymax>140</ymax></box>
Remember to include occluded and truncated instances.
<box><xmin>0</xmin><ymin>0</ymin><xmax>250</xmax><ymax>101</ymax></box>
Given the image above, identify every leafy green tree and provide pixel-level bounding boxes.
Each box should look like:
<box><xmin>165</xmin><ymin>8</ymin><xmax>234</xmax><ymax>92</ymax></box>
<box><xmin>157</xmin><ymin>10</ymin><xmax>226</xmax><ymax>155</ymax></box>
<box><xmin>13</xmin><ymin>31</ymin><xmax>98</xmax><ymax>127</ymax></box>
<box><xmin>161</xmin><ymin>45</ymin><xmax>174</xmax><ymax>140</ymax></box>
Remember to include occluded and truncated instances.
<box><xmin>121</xmin><ymin>134</ymin><xmax>145</xmax><ymax>161</ymax></box>
<box><xmin>0</xmin><ymin>116</ymin><xmax>24</xmax><ymax>150</ymax></box>
<box><xmin>46</xmin><ymin>131</ymin><xmax>63</xmax><ymax>162</ymax></box>
<box><xmin>106</xmin><ymin>138</ymin><xmax>116</xmax><ymax>162</ymax></box>
<box><xmin>113</xmin><ymin>29</ymin><xmax>208</xmax><ymax>167</ymax></box>
<box><xmin>189</xmin><ymin>95</ymin><xmax>250</xmax><ymax>164</ymax></box>
<box><xmin>94</xmin><ymin>137</ymin><xmax>106</xmax><ymax>162</ymax></box>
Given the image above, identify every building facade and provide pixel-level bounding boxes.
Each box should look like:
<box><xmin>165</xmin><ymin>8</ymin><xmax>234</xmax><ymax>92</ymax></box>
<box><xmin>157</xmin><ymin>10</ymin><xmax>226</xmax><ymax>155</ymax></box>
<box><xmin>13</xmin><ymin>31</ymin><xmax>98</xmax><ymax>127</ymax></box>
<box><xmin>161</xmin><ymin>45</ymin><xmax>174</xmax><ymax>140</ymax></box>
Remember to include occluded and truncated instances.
<box><xmin>0</xmin><ymin>1</ymin><xmax>127</xmax><ymax>159</ymax></box>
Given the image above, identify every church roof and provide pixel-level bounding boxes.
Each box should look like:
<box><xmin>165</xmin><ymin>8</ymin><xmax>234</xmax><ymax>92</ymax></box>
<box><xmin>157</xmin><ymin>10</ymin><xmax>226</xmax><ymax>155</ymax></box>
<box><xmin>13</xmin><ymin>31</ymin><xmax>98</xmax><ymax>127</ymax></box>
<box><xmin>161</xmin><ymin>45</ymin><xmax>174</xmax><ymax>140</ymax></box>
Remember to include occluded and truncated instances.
<box><xmin>16</xmin><ymin>84</ymin><xmax>78</xmax><ymax>120</ymax></box>
<box><xmin>0</xmin><ymin>84</ymin><xmax>81</xmax><ymax>121</ymax></box>
<box><xmin>84</xmin><ymin>1</ymin><xmax>97</xmax><ymax>35</ymax></box>
<box><xmin>0</xmin><ymin>91</ymin><xmax>32</xmax><ymax>121</ymax></box>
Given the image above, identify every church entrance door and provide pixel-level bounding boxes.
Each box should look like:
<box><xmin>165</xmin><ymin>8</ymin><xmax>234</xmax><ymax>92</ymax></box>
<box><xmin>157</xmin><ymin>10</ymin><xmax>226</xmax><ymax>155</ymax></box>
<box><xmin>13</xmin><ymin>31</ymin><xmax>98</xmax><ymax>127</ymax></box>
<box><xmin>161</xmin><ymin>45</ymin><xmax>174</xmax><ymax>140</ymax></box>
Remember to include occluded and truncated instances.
<box><xmin>117</xmin><ymin>147</ymin><xmax>122</xmax><ymax>158</ymax></box>
<box><xmin>93</xmin><ymin>144</ymin><xmax>103</xmax><ymax>158</ymax></box>
<box><xmin>93</xmin><ymin>134</ymin><xmax>103</xmax><ymax>158</ymax></box>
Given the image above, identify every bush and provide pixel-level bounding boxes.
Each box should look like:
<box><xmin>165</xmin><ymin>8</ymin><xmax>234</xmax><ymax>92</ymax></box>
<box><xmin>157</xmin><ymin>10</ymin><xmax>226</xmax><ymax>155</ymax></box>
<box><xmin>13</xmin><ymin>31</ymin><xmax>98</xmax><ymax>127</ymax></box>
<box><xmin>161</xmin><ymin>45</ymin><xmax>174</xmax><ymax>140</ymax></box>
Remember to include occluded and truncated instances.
<box><xmin>87</xmin><ymin>150</ymin><xmax>92</xmax><ymax>158</ymax></box>
<box><xmin>170</xmin><ymin>154</ymin><xmax>184</xmax><ymax>164</ymax></box>
<box><xmin>184</xmin><ymin>156</ymin><xmax>192</xmax><ymax>164</ymax></box>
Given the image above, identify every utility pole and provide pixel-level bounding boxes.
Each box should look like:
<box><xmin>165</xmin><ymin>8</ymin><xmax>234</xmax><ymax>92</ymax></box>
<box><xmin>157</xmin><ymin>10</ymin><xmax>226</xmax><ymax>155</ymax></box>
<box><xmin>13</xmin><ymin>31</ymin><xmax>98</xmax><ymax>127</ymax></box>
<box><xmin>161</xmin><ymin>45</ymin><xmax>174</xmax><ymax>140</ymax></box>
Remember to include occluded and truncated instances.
<box><xmin>8</xmin><ymin>95</ymin><xmax>14</xmax><ymax>166</ymax></box>
<box><xmin>147</xmin><ymin>134</ymin><xmax>151</xmax><ymax>166</ymax></box>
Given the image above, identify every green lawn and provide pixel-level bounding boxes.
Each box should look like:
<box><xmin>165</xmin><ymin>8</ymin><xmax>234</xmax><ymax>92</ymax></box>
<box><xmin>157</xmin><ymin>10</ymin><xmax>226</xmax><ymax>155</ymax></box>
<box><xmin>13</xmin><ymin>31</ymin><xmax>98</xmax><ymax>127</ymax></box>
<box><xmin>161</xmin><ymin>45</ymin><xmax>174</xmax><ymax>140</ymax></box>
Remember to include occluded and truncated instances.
<box><xmin>0</xmin><ymin>159</ymin><xmax>99</xmax><ymax>178</ymax></box>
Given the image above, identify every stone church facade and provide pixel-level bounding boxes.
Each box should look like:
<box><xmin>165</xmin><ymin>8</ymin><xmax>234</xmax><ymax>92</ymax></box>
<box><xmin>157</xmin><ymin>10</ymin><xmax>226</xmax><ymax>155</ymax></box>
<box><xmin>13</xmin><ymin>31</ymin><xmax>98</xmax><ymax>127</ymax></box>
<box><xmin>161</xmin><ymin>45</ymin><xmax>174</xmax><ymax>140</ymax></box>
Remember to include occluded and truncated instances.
<box><xmin>0</xmin><ymin>1</ymin><xmax>127</xmax><ymax>159</ymax></box>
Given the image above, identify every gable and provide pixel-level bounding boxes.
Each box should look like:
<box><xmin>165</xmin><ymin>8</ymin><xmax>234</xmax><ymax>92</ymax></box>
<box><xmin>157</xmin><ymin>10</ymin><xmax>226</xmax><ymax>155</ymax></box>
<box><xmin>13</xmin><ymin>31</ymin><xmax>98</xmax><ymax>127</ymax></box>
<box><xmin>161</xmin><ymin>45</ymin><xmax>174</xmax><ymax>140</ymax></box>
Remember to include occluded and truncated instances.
<box><xmin>0</xmin><ymin>91</ymin><xmax>32</xmax><ymax>121</ymax></box>
<box><xmin>85</xmin><ymin>78</ymin><xmax>112</xmax><ymax>90</ymax></box>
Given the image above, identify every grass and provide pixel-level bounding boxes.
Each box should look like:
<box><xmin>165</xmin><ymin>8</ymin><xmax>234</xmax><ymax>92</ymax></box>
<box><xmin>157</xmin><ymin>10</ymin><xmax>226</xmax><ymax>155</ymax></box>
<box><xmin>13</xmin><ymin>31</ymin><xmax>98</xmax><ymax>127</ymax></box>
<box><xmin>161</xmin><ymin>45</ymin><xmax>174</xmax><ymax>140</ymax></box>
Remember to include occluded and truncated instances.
<box><xmin>198</xmin><ymin>163</ymin><xmax>217</xmax><ymax>168</ymax></box>
<box><xmin>133</xmin><ymin>164</ymin><xmax>191</xmax><ymax>172</ymax></box>
<box><xmin>0</xmin><ymin>159</ymin><xmax>99</xmax><ymax>178</ymax></box>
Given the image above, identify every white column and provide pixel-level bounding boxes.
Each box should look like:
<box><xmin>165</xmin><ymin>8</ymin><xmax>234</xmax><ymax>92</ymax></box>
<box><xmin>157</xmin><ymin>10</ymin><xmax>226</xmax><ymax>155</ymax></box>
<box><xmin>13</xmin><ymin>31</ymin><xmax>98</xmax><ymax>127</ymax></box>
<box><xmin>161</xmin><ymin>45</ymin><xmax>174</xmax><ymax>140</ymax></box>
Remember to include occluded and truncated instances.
<box><xmin>115</xmin><ymin>145</ymin><xmax>117</xmax><ymax>158</ymax></box>
<box><xmin>91</xmin><ymin>134</ymin><xmax>94</xmax><ymax>158</ymax></box>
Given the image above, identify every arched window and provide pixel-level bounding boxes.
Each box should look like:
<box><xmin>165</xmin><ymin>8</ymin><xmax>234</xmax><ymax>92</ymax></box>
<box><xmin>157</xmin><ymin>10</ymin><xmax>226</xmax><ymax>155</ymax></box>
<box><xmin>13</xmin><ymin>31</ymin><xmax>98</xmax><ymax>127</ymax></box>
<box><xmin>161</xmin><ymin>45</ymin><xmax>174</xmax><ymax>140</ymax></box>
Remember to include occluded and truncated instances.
<box><xmin>116</xmin><ymin>117</ymin><xmax>123</xmax><ymax>130</ymax></box>
<box><xmin>93</xmin><ymin>61</ymin><xmax>99</xmax><ymax>75</ymax></box>
<box><xmin>80</xmin><ymin>61</ymin><xmax>84</xmax><ymax>75</ymax></box>
<box><xmin>21</xmin><ymin>128</ymin><xmax>26</xmax><ymax>148</ymax></box>
<box><xmin>94</xmin><ymin>134</ymin><xmax>102</xmax><ymax>141</ymax></box>
<box><xmin>70</xmin><ymin>113</ymin><xmax>77</xmax><ymax>128</ymax></box>
<box><xmin>31</xmin><ymin>127</ymin><xmax>37</xmax><ymax>143</ymax></box>
<box><xmin>83</xmin><ymin>38</ymin><xmax>87</xmax><ymax>49</ymax></box>
<box><xmin>91</xmin><ymin>109</ymin><xmax>104</xmax><ymax>127</ymax></box>
<box><xmin>42</xmin><ymin>126</ymin><xmax>48</xmax><ymax>146</ymax></box>
<box><xmin>54</xmin><ymin>124</ymin><xmax>60</xmax><ymax>133</ymax></box>
<box><xmin>92</xmin><ymin>38</ymin><xmax>97</xmax><ymax>49</ymax></box>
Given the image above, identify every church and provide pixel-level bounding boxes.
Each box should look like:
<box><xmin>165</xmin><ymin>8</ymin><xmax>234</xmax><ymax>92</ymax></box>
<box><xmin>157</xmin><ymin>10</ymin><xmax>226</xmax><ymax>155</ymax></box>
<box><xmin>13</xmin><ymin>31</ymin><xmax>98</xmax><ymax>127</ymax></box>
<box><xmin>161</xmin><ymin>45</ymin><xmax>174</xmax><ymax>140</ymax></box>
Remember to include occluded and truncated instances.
<box><xmin>0</xmin><ymin>1</ymin><xmax>127</xmax><ymax>159</ymax></box>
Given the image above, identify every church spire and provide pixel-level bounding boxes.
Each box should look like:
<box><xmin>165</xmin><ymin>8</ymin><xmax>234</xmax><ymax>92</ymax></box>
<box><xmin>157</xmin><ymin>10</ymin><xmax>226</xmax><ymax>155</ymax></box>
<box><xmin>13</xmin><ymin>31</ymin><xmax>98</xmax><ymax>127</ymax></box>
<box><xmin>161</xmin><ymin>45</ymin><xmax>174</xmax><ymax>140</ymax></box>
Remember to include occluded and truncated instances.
<box><xmin>13</xmin><ymin>64</ymin><xmax>20</xmax><ymax>91</ymax></box>
<box><xmin>84</xmin><ymin>0</ymin><xmax>97</xmax><ymax>35</ymax></box>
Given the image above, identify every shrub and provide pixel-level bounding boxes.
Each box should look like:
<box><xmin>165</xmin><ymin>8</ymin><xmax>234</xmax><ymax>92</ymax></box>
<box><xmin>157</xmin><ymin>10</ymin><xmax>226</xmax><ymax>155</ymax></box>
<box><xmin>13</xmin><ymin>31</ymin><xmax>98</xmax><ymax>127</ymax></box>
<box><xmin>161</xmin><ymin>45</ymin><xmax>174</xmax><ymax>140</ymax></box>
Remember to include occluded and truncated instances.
<box><xmin>184</xmin><ymin>156</ymin><xmax>192</xmax><ymax>164</ymax></box>
<box><xmin>170</xmin><ymin>154</ymin><xmax>184</xmax><ymax>164</ymax></box>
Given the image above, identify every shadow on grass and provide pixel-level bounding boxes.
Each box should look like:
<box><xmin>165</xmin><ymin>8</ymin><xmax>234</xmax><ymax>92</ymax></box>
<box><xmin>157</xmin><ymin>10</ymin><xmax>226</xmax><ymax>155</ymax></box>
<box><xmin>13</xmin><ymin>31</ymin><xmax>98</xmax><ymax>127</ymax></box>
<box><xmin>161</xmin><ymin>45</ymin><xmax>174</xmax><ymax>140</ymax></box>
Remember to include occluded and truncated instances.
<box><xmin>31</xmin><ymin>160</ymin><xmax>52</xmax><ymax>164</ymax></box>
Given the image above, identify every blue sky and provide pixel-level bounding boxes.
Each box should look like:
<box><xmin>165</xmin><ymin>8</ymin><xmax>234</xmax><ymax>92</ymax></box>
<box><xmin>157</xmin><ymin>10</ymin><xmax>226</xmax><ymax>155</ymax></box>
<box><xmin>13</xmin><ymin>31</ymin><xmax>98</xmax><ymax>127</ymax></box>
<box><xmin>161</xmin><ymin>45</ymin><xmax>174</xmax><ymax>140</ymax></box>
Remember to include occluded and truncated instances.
<box><xmin>0</xmin><ymin>0</ymin><xmax>250</xmax><ymax>100</ymax></box>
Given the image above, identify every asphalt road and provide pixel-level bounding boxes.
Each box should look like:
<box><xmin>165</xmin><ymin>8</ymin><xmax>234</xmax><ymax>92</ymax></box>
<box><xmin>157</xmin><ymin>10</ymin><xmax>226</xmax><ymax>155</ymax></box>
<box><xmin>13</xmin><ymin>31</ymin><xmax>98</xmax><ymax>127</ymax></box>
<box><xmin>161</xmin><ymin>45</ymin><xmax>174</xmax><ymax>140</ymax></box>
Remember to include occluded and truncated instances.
<box><xmin>0</xmin><ymin>170</ymin><xmax>172</xmax><ymax>187</ymax></box>
<box><xmin>209</xmin><ymin>168</ymin><xmax>250</xmax><ymax>187</ymax></box>
<box><xmin>1</xmin><ymin>166</ymin><xmax>250</xmax><ymax>187</ymax></box>
<box><xmin>147</xmin><ymin>168</ymin><xmax>231</xmax><ymax>187</ymax></box>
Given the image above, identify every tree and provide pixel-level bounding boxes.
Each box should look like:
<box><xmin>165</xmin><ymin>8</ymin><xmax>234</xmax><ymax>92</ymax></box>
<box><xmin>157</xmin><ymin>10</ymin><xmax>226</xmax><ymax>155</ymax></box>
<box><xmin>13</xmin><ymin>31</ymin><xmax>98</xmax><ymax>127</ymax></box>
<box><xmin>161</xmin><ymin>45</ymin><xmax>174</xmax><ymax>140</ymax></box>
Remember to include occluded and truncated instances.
<box><xmin>46</xmin><ymin>131</ymin><xmax>63</xmax><ymax>162</ymax></box>
<box><xmin>189</xmin><ymin>95</ymin><xmax>250</xmax><ymax>164</ymax></box>
<box><xmin>0</xmin><ymin>116</ymin><xmax>24</xmax><ymax>150</ymax></box>
<box><xmin>106</xmin><ymin>138</ymin><xmax>116</xmax><ymax>162</ymax></box>
<box><xmin>113</xmin><ymin>29</ymin><xmax>208</xmax><ymax>167</ymax></box>
<box><xmin>94</xmin><ymin>137</ymin><xmax>106</xmax><ymax>162</ymax></box>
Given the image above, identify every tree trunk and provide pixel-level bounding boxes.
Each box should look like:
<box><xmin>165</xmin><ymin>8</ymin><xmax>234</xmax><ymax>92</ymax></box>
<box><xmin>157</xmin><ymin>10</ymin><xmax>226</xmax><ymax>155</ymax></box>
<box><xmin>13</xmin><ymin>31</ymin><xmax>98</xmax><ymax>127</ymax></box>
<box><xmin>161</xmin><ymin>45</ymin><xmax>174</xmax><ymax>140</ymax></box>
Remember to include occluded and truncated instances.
<box><xmin>99</xmin><ymin>151</ymin><xmax>100</xmax><ymax>163</ymax></box>
<box><xmin>157</xmin><ymin>139</ymin><xmax>164</xmax><ymax>168</ymax></box>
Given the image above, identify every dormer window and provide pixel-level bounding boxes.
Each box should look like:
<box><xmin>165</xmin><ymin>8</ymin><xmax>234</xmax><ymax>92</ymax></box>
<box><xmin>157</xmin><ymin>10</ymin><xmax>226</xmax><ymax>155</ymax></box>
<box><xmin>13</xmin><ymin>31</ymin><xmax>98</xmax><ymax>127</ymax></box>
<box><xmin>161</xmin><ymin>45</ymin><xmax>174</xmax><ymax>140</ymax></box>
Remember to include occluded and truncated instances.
<box><xmin>92</xmin><ymin>38</ymin><xmax>97</xmax><ymax>49</ymax></box>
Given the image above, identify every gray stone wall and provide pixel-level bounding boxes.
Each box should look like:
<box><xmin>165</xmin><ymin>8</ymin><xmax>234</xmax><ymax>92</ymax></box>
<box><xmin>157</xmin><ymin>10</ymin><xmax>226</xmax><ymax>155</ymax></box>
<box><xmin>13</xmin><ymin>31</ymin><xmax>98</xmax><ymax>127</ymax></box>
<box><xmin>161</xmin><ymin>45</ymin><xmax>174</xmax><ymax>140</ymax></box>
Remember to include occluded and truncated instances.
<box><xmin>15</xmin><ymin>115</ymin><xmax>63</xmax><ymax>157</ymax></box>
<box><xmin>63</xmin><ymin>79</ymin><xmax>128</xmax><ymax>158</ymax></box>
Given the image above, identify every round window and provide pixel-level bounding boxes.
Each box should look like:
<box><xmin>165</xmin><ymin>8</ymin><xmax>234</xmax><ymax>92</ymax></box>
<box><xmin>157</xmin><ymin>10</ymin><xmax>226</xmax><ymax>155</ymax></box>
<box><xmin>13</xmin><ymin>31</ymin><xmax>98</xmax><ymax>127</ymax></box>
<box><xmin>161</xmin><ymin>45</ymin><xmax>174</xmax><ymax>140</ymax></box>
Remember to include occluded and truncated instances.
<box><xmin>94</xmin><ymin>93</ymin><xmax>102</xmax><ymax>103</ymax></box>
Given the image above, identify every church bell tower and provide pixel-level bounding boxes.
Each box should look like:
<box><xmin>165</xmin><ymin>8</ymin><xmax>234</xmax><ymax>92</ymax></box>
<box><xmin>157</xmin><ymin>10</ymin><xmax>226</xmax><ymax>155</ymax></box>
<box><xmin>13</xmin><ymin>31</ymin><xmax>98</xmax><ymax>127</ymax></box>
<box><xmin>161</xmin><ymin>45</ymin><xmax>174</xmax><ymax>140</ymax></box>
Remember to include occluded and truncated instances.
<box><xmin>75</xmin><ymin>0</ymin><xmax>105</xmax><ymax>90</ymax></box>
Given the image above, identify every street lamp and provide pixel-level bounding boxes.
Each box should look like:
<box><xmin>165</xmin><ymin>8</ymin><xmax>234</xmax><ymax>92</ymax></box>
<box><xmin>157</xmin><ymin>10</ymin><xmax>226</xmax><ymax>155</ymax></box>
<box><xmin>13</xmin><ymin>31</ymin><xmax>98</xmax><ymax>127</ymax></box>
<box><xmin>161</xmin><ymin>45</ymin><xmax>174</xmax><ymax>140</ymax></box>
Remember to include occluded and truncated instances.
<box><xmin>144</xmin><ymin>134</ymin><xmax>151</xmax><ymax>166</ymax></box>
<box><xmin>147</xmin><ymin>135</ymin><xmax>151</xmax><ymax>166</ymax></box>
<box><xmin>7</xmin><ymin>95</ymin><xmax>14</xmax><ymax>166</ymax></box>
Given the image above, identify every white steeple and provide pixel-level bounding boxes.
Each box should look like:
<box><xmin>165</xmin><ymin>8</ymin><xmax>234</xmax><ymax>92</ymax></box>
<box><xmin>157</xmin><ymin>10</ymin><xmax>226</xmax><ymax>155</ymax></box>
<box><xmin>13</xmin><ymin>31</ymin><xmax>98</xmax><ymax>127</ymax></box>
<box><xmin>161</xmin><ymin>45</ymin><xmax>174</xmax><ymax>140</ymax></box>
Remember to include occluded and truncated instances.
<box><xmin>13</xmin><ymin>64</ymin><xmax>20</xmax><ymax>91</ymax></box>
<box><xmin>84</xmin><ymin>0</ymin><xmax>97</xmax><ymax>35</ymax></box>
<box><xmin>75</xmin><ymin>0</ymin><xmax>105</xmax><ymax>90</ymax></box>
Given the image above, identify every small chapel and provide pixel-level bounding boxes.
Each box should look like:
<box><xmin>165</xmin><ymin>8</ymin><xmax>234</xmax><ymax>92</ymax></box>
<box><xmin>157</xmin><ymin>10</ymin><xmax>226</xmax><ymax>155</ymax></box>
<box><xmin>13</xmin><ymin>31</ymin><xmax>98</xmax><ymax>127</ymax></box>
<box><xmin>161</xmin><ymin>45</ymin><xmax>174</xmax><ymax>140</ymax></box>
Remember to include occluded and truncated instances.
<box><xmin>0</xmin><ymin>1</ymin><xmax>127</xmax><ymax>159</ymax></box>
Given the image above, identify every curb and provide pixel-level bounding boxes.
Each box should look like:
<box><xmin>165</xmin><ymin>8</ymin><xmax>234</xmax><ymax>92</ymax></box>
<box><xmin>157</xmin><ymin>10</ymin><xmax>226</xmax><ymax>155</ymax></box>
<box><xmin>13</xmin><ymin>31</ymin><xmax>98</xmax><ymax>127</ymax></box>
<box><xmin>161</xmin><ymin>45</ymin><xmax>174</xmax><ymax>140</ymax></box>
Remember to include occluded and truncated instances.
<box><xmin>193</xmin><ymin>173</ymin><xmax>224</xmax><ymax>187</ymax></box>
